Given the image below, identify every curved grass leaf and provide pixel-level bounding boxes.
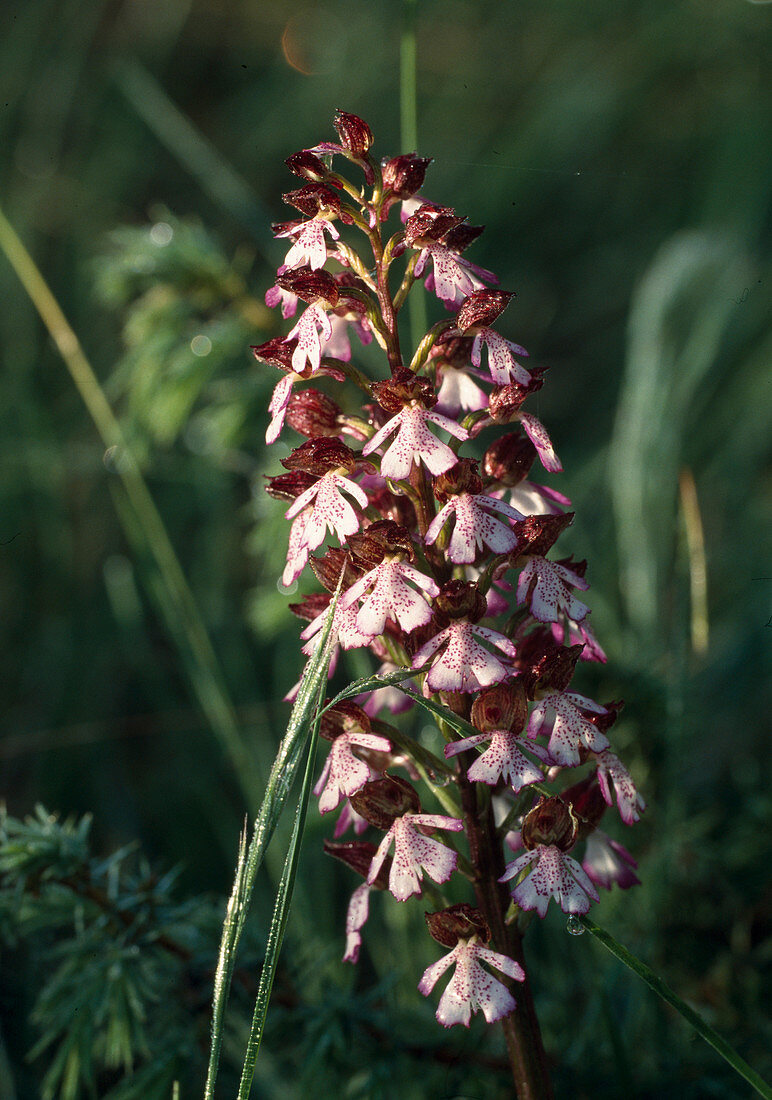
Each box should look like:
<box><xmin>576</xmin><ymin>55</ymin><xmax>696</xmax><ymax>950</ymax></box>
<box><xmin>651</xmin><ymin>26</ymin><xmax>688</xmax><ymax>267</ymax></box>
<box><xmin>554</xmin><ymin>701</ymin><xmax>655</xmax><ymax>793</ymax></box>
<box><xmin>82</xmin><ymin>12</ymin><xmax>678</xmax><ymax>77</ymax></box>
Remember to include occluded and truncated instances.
<box><xmin>580</xmin><ymin>916</ymin><xmax>772</xmax><ymax>1099</ymax></box>
<box><xmin>203</xmin><ymin>587</ymin><xmax>340</xmax><ymax>1099</ymax></box>
<box><xmin>236</xmin><ymin>698</ymin><xmax>322</xmax><ymax>1099</ymax></box>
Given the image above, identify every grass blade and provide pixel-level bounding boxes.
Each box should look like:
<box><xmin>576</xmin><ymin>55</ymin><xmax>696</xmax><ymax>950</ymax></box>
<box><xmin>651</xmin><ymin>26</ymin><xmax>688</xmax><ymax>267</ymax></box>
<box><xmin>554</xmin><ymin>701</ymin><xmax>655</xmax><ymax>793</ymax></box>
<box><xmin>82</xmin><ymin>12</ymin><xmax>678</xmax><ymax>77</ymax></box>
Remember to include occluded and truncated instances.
<box><xmin>236</xmin><ymin>692</ymin><xmax>322</xmax><ymax>1098</ymax></box>
<box><xmin>579</xmin><ymin>916</ymin><xmax>772</xmax><ymax>1099</ymax></box>
<box><xmin>203</xmin><ymin>587</ymin><xmax>340</xmax><ymax>1099</ymax></box>
<box><xmin>0</xmin><ymin>203</ymin><xmax>260</xmax><ymax>807</ymax></box>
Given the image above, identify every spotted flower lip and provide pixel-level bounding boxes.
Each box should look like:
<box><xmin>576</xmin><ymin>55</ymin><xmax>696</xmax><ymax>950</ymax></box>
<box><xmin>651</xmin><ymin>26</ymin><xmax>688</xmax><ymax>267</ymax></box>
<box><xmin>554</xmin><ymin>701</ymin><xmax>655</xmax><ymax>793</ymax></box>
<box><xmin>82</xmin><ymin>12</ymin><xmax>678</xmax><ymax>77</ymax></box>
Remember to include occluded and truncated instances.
<box><xmin>594</xmin><ymin>749</ymin><xmax>646</xmax><ymax>824</ymax></box>
<box><xmin>500</xmin><ymin>844</ymin><xmax>600</xmax><ymax>917</ymax></box>
<box><xmin>340</xmin><ymin>559</ymin><xmax>440</xmax><ymax>637</ymax></box>
<box><xmin>361</xmin><ymin>404</ymin><xmax>469</xmax><ymax>480</ymax></box>
<box><xmin>424</xmin><ymin>492</ymin><xmax>524</xmax><ymax>564</ymax></box>
<box><xmin>444</xmin><ymin>729</ymin><xmax>550</xmax><ymax>791</ymax></box>
<box><xmin>412</xmin><ymin>620</ymin><xmax>517</xmax><ymax>694</ymax></box>
<box><xmin>526</xmin><ymin>690</ymin><xmax>609</xmax><ymax>767</ymax></box>
<box><xmin>314</xmin><ymin>728</ymin><xmax>392</xmax><ymax>813</ymax></box>
<box><xmin>275</xmin><ymin>216</ymin><xmax>340</xmax><ymax>273</ymax></box>
<box><xmin>366</xmin><ymin>812</ymin><xmax>463</xmax><ymax>902</ymax></box>
<box><xmin>516</xmin><ymin>555</ymin><xmax>590</xmax><ymax>624</ymax></box>
<box><xmin>418</xmin><ymin>937</ymin><xmax>525</xmax><ymax>1028</ymax></box>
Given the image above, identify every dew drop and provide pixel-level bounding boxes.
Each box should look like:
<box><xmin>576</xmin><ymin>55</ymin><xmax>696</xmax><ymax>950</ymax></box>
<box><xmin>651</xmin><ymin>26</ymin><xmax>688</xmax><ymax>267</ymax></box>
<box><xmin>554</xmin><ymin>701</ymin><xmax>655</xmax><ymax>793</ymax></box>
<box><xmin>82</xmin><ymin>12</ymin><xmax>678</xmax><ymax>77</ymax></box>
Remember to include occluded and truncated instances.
<box><xmin>566</xmin><ymin>915</ymin><xmax>585</xmax><ymax>936</ymax></box>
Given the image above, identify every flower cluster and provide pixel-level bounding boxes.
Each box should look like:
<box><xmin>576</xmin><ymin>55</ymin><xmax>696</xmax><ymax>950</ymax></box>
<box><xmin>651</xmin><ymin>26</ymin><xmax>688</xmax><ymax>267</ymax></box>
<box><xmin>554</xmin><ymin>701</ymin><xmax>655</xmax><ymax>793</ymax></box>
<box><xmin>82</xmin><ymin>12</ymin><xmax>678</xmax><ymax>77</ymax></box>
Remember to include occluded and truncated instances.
<box><xmin>256</xmin><ymin>112</ymin><xmax>644</xmax><ymax>1032</ymax></box>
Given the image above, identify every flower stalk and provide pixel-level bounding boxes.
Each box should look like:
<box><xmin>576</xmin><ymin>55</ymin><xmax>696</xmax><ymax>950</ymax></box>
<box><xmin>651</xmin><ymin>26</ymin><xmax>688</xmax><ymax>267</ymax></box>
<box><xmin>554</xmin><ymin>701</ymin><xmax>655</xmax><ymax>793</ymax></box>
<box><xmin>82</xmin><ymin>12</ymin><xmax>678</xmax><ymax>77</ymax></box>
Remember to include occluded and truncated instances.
<box><xmin>254</xmin><ymin>112</ymin><xmax>645</xmax><ymax>1098</ymax></box>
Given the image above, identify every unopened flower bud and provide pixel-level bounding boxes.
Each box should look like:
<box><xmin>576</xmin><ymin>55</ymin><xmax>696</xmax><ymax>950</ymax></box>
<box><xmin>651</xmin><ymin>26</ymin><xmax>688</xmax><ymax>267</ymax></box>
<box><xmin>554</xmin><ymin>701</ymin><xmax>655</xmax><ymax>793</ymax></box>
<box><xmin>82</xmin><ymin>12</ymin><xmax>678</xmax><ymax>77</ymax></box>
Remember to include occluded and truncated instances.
<box><xmin>432</xmin><ymin>458</ymin><xmax>483</xmax><ymax>501</ymax></box>
<box><xmin>382</xmin><ymin>153</ymin><xmax>433</xmax><ymax>199</ymax></box>
<box><xmin>264</xmin><ymin>470</ymin><xmax>316</xmax><ymax>501</ymax></box>
<box><xmin>281</xmin><ymin>437</ymin><xmax>357</xmax><ymax>475</ymax></box>
<box><xmin>434</xmin><ymin>580</ymin><xmax>487</xmax><ymax>623</ymax></box>
<box><xmin>320</xmin><ymin>700</ymin><xmax>371</xmax><ymax>742</ymax></box>
<box><xmin>309</xmin><ymin>547</ymin><xmax>362</xmax><ymax>593</ymax></box>
<box><xmin>521</xmin><ymin>796</ymin><xmax>578</xmax><ymax>852</ymax></box>
<box><xmin>323</xmin><ymin>839</ymin><xmax>391</xmax><ymax>889</ymax></box>
<box><xmin>470</xmin><ymin>682</ymin><xmax>528</xmax><ymax>735</ymax></box>
<box><xmin>511</xmin><ymin>514</ymin><xmax>575</xmax><ymax>559</ymax></box>
<box><xmin>489</xmin><ymin>385</ymin><xmax>532</xmax><ymax>421</ymax></box>
<box><xmin>286</xmin><ymin>389</ymin><xmax>342</xmax><ymax>437</ymax></box>
<box><xmin>333</xmin><ymin>110</ymin><xmax>373</xmax><ymax>156</ymax></box>
<box><xmin>404</xmin><ymin>204</ymin><xmax>464</xmax><ymax>247</ymax></box>
<box><xmin>457</xmin><ymin>290</ymin><xmax>515</xmax><ymax>332</ymax></box>
<box><xmin>483</xmin><ymin>433</ymin><xmax>536</xmax><ymax>486</ymax></box>
<box><xmin>282</xmin><ymin>183</ymin><xmax>343</xmax><ymax>219</ymax></box>
<box><xmin>251</xmin><ymin>337</ymin><xmax>298</xmax><ymax>370</ymax></box>
<box><xmin>276</xmin><ymin>268</ymin><xmax>339</xmax><ymax>307</ymax></box>
<box><xmin>443</xmin><ymin>222</ymin><xmax>484</xmax><ymax>254</ymax></box>
<box><xmin>372</xmin><ymin>368</ymin><xmax>436</xmax><ymax>412</ymax></box>
<box><xmin>425</xmin><ymin>903</ymin><xmax>490</xmax><ymax>947</ymax></box>
<box><xmin>349</xmin><ymin>775</ymin><xmax>420</xmax><ymax>830</ymax></box>
<box><xmin>521</xmin><ymin>642</ymin><xmax>583</xmax><ymax>697</ymax></box>
<box><xmin>285</xmin><ymin>150</ymin><xmax>343</xmax><ymax>188</ymax></box>
<box><xmin>560</xmin><ymin>775</ymin><xmax>607</xmax><ymax>838</ymax></box>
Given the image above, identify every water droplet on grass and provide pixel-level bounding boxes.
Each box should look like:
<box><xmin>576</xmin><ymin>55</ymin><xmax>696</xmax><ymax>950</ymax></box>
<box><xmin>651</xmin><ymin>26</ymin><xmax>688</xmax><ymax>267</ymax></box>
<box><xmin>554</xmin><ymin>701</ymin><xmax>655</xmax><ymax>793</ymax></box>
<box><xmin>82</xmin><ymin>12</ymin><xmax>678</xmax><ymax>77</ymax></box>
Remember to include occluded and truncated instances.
<box><xmin>566</xmin><ymin>915</ymin><xmax>585</xmax><ymax>936</ymax></box>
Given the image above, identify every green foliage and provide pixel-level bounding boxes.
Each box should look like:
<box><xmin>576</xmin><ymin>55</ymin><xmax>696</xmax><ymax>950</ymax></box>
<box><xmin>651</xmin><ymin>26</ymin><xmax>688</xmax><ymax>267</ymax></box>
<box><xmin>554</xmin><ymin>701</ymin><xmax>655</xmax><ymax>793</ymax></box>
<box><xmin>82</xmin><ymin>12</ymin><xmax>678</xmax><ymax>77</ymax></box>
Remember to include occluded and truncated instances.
<box><xmin>94</xmin><ymin>210</ymin><xmax>271</xmax><ymax>457</ymax></box>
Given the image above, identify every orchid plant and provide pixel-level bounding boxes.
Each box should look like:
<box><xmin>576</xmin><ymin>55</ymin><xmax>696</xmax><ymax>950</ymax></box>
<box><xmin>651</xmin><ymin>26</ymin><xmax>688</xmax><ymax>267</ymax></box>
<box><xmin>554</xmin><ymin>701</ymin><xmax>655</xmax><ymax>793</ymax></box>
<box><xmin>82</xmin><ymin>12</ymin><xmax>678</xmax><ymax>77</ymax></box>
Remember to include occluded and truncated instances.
<box><xmin>252</xmin><ymin>110</ymin><xmax>644</xmax><ymax>1098</ymax></box>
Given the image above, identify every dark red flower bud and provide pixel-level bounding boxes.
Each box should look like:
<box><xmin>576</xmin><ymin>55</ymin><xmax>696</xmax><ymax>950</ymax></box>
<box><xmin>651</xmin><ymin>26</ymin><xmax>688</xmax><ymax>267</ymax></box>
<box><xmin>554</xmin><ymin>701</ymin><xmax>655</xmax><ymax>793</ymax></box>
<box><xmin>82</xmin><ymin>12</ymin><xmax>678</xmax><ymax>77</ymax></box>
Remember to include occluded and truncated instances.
<box><xmin>285</xmin><ymin>150</ymin><xmax>343</xmax><ymax>187</ymax></box>
<box><xmin>555</xmin><ymin>554</ymin><xmax>588</xmax><ymax>579</ymax></box>
<box><xmin>521</xmin><ymin>795</ymin><xmax>579</xmax><ymax>852</ymax></box>
<box><xmin>520</xmin><ymin>642</ymin><xmax>583</xmax><ymax>698</ymax></box>
<box><xmin>560</xmin><ymin>774</ymin><xmax>607</xmax><ymax>838</ymax></box>
<box><xmin>282</xmin><ymin>183</ymin><xmax>342</xmax><ymax>218</ymax></box>
<box><xmin>585</xmin><ymin>698</ymin><xmax>624</xmax><ymax>736</ymax></box>
<box><xmin>382</xmin><ymin>153</ymin><xmax>433</xmax><ymax>199</ymax></box>
<box><xmin>251</xmin><ymin>337</ymin><xmax>297</xmax><ymax>370</ymax></box>
<box><xmin>425</xmin><ymin>903</ymin><xmax>490</xmax><ymax>948</ymax></box>
<box><xmin>442</xmin><ymin>222</ymin><xmax>484</xmax><ymax>254</ymax></box>
<box><xmin>431</xmin><ymin>333</ymin><xmax>476</xmax><ymax>368</ymax></box>
<box><xmin>323</xmin><ymin>840</ymin><xmax>390</xmax><ymax>889</ymax></box>
<box><xmin>434</xmin><ymin>580</ymin><xmax>487</xmax><ymax>623</ymax></box>
<box><xmin>286</xmin><ymin>389</ymin><xmax>342</xmax><ymax>437</ymax></box>
<box><xmin>511</xmin><ymin>513</ymin><xmax>574</xmax><ymax>559</ymax></box>
<box><xmin>488</xmin><ymin>384</ymin><xmax>531</xmax><ymax>421</ymax></box>
<box><xmin>309</xmin><ymin>547</ymin><xmax>362</xmax><ymax>593</ymax></box>
<box><xmin>349</xmin><ymin>775</ymin><xmax>420</xmax><ymax>830</ymax></box>
<box><xmin>457</xmin><ymin>290</ymin><xmax>515</xmax><ymax>332</ymax></box>
<box><xmin>319</xmin><ymin>699</ymin><xmax>371</xmax><ymax>742</ymax></box>
<box><xmin>404</xmin><ymin>204</ymin><xmax>465</xmax><ymax>247</ymax></box>
<box><xmin>483</xmin><ymin>433</ymin><xmax>536</xmax><ymax>486</ymax></box>
<box><xmin>288</xmin><ymin>591</ymin><xmax>330</xmax><ymax>623</ymax></box>
<box><xmin>470</xmin><ymin>682</ymin><xmax>528</xmax><ymax>736</ymax></box>
<box><xmin>371</xmin><ymin>367</ymin><xmax>436</xmax><ymax>413</ymax></box>
<box><xmin>432</xmin><ymin>458</ymin><xmax>483</xmax><ymax>502</ymax></box>
<box><xmin>347</xmin><ymin>520</ymin><xmax>415</xmax><ymax>569</ymax></box>
<box><xmin>333</xmin><ymin>110</ymin><xmax>373</xmax><ymax>156</ymax></box>
<box><xmin>276</xmin><ymin>267</ymin><xmax>339</xmax><ymax>307</ymax></box>
<box><xmin>264</xmin><ymin>470</ymin><xmax>316</xmax><ymax>501</ymax></box>
<box><xmin>281</xmin><ymin>437</ymin><xmax>357</xmax><ymax>475</ymax></box>
<box><xmin>366</xmin><ymin>483</ymin><xmax>417</xmax><ymax>528</ymax></box>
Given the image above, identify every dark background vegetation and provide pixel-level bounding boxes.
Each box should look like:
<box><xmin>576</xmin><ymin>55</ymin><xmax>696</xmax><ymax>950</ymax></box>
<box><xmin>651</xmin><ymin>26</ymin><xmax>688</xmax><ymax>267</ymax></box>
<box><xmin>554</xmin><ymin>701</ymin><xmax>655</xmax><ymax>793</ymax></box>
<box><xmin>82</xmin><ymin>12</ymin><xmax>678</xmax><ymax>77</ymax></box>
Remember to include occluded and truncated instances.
<box><xmin>1</xmin><ymin>0</ymin><xmax>770</xmax><ymax>1097</ymax></box>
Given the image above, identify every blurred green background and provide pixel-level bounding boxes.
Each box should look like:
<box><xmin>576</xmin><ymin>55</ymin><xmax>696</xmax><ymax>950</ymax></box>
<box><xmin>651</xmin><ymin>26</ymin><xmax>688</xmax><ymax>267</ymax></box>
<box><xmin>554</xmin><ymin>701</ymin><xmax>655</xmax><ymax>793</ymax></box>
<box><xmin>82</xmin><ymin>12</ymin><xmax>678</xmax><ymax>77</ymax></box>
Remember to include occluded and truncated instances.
<box><xmin>1</xmin><ymin>0</ymin><xmax>770</xmax><ymax>1097</ymax></box>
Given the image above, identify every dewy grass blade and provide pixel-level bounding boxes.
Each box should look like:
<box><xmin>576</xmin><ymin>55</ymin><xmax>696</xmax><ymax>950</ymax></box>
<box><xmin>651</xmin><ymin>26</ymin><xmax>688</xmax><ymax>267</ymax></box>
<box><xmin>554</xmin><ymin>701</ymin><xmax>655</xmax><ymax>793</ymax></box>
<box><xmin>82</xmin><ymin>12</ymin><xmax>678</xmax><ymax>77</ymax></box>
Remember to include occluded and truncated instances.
<box><xmin>579</xmin><ymin>917</ymin><xmax>772</xmax><ymax>1100</ymax></box>
<box><xmin>202</xmin><ymin>825</ymin><xmax>248</xmax><ymax>1100</ymax></box>
<box><xmin>236</xmin><ymin>691</ymin><xmax>323</xmax><ymax>1099</ymax></box>
<box><xmin>203</xmin><ymin>585</ymin><xmax>340</xmax><ymax>1100</ymax></box>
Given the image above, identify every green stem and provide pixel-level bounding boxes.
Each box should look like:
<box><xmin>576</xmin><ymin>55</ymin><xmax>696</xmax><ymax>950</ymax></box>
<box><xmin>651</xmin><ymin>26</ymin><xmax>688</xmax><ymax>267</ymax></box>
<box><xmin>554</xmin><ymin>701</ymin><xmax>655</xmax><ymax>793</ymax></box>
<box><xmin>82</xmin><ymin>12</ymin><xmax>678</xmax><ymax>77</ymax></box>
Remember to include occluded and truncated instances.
<box><xmin>400</xmin><ymin>0</ymin><xmax>428</xmax><ymax>355</ymax></box>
